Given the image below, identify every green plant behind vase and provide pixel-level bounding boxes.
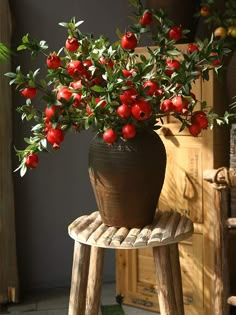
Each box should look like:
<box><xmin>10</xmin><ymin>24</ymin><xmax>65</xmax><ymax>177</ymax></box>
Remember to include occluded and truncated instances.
<box><xmin>197</xmin><ymin>0</ymin><xmax>236</xmax><ymax>50</ymax></box>
<box><xmin>0</xmin><ymin>42</ymin><xmax>11</xmax><ymax>62</ymax></box>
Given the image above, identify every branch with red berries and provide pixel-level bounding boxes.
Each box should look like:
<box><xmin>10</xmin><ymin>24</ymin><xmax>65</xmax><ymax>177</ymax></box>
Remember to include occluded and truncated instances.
<box><xmin>5</xmin><ymin>0</ymin><xmax>236</xmax><ymax>176</ymax></box>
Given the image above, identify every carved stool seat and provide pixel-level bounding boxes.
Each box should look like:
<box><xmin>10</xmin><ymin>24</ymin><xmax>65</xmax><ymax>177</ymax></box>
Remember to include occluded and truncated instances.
<box><xmin>68</xmin><ymin>210</ymin><xmax>193</xmax><ymax>315</ymax></box>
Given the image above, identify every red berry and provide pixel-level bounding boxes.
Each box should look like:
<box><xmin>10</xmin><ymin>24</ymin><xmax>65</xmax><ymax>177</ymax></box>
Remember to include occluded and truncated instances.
<box><xmin>70</xmin><ymin>80</ymin><xmax>83</xmax><ymax>90</ymax></box>
<box><xmin>189</xmin><ymin>123</ymin><xmax>202</xmax><ymax>136</ymax></box>
<box><xmin>122</xmin><ymin>69</ymin><xmax>137</xmax><ymax>77</ymax></box>
<box><xmin>125</xmin><ymin>80</ymin><xmax>133</xmax><ymax>86</ymax></box>
<box><xmin>117</xmin><ymin>104</ymin><xmax>131</xmax><ymax>119</ymax></box>
<box><xmin>131</xmin><ymin>99</ymin><xmax>151</xmax><ymax>120</ymax></box>
<box><xmin>169</xmin><ymin>26</ymin><xmax>182</xmax><ymax>41</ymax></box>
<box><xmin>46</xmin><ymin>54</ymin><xmax>61</xmax><ymax>69</ymax></box>
<box><xmin>86</xmin><ymin>103</ymin><xmax>93</xmax><ymax>116</ymax></box>
<box><xmin>99</xmin><ymin>57</ymin><xmax>114</xmax><ymax>69</ymax></box>
<box><xmin>140</xmin><ymin>11</ymin><xmax>153</xmax><ymax>26</ymax></box>
<box><xmin>171</xmin><ymin>96</ymin><xmax>188</xmax><ymax>113</ymax></box>
<box><xmin>160</xmin><ymin>99</ymin><xmax>174</xmax><ymax>112</ymax></box>
<box><xmin>143</xmin><ymin>80</ymin><xmax>159</xmax><ymax>96</ymax></box>
<box><xmin>45</xmin><ymin>105</ymin><xmax>61</xmax><ymax>120</ymax></box>
<box><xmin>121</xmin><ymin>32</ymin><xmax>137</xmax><ymax>50</ymax></box>
<box><xmin>210</xmin><ymin>52</ymin><xmax>221</xmax><ymax>66</ymax></box>
<box><xmin>190</xmin><ymin>92</ymin><xmax>196</xmax><ymax>100</ymax></box>
<box><xmin>95</xmin><ymin>97</ymin><xmax>106</xmax><ymax>108</ymax></box>
<box><xmin>156</xmin><ymin>88</ymin><xmax>164</xmax><ymax>96</ymax></box>
<box><xmin>166</xmin><ymin>59</ymin><xmax>181</xmax><ymax>75</ymax></box>
<box><xmin>43</xmin><ymin>120</ymin><xmax>53</xmax><ymax>133</ymax></box>
<box><xmin>25</xmin><ymin>153</ymin><xmax>39</xmax><ymax>169</ymax></box>
<box><xmin>57</xmin><ymin>87</ymin><xmax>73</xmax><ymax>101</ymax></box>
<box><xmin>21</xmin><ymin>87</ymin><xmax>37</xmax><ymax>99</ymax></box>
<box><xmin>191</xmin><ymin>111</ymin><xmax>208</xmax><ymax>129</ymax></box>
<box><xmin>83</xmin><ymin>59</ymin><xmax>93</xmax><ymax>68</ymax></box>
<box><xmin>67</xmin><ymin>60</ymin><xmax>84</xmax><ymax>78</ymax></box>
<box><xmin>65</xmin><ymin>37</ymin><xmax>79</xmax><ymax>52</ymax></box>
<box><xmin>187</xmin><ymin>43</ymin><xmax>199</xmax><ymax>54</ymax></box>
<box><xmin>212</xmin><ymin>59</ymin><xmax>221</xmax><ymax>66</ymax></box>
<box><xmin>200</xmin><ymin>6</ymin><xmax>209</xmax><ymax>17</ymax></box>
<box><xmin>72</xmin><ymin>93</ymin><xmax>83</xmax><ymax>108</ymax></box>
<box><xmin>46</xmin><ymin>128</ymin><xmax>65</xmax><ymax>149</ymax></box>
<box><xmin>119</xmin><ymin>88</ymin><xmax>138</xmax><ymax>105</ymax></box>
<box><xmin>103</xmin><ymin>129</ymin><xmax>118</xmax><ymax>144</ymax></box>
<box><xmin>122</xmin><ymin>124</ymin><xmax>136</xmax><ymax>139</ymax></box>
<box><xmin>91</xmin><ymin>76</ymin><xmax>103</xmax><ymax>86</ymax></box>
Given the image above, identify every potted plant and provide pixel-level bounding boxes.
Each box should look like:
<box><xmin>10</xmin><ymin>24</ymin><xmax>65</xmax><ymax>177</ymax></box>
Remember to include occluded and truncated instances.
<box><xmin>6</xmin><ymin>0</ymin><xmax>235</xmax><ymax>227</ymax></box>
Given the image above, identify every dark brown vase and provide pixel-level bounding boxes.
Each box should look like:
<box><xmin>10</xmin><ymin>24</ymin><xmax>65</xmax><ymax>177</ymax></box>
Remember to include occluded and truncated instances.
<box><xmin>88</xmin><ymin>131</ymin><xmax>167</xmax><ymax>228</ymax></box>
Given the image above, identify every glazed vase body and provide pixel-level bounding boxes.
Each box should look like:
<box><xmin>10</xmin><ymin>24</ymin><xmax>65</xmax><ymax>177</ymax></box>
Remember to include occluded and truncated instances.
<box><xmin>88</xmin><ymin>131</ymin><xmax>166</xmax><ymax>228</ymax></box>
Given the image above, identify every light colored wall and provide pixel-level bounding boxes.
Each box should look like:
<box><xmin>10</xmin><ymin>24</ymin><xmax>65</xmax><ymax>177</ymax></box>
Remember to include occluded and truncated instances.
<box><xmin>10</xmin><ymin>0</ymin><xmax>132</xmax><ymax>290</ymax></box>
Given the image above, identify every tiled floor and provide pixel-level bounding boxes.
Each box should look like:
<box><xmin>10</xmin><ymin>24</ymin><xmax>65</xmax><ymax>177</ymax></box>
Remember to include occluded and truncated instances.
<box><xmin>0</xmin><ymin>282</ymin><xmax>157</xmax><ymax>315</ymax></box>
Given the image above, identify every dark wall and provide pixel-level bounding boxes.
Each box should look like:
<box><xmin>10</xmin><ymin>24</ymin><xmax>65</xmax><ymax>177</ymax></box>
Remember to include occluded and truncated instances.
<box><xmin>9</xmin><ymin>0</ymin><xmax>132</xmax><ymax>291</ymax></box>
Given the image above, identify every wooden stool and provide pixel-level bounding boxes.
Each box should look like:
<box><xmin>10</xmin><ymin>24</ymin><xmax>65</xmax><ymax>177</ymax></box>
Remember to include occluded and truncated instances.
<box><xmin>68</xmin><ymin>210</ymin><xmax>193</xmax><ymax>315</ymax></box>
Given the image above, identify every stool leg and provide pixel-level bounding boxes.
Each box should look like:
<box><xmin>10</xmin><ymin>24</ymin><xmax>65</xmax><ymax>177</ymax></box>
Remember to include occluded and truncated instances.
<box><xmin>86</xmin><ymin>247</ymin><xmax>105</xmax><ymax>315</ymax></box>
<box><xmin>68</xmin><ymin>242</ymin><xmax>91</xmax><ymax>315</ymax></box>
<box><xmin>153</xmin><ymin>245</ymin><xmax>178</xmax><ymax>315</ymax></box>
<box><xmin>169</xmin><ymin>243</ymin><xmax>185</xmax><ymax>315</ymax></box>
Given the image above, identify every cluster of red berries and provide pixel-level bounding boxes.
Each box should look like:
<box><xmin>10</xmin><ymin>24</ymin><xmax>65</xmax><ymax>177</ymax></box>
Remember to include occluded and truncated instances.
<box><xmin>9</xmin><ymin>5</ymin><xmax>227</xmax><ymax>173</ymax></box>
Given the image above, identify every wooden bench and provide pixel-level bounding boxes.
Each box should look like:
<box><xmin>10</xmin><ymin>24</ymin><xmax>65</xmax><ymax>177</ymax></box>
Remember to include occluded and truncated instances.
<box><xmin>68</xmin><ymin>210</ymin><xmax>193</xmax><ymax>315</ymax></box>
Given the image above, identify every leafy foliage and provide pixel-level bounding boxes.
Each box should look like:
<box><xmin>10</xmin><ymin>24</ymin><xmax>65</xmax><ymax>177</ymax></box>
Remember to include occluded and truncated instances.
<box><xmin>198</xmin><ymin>0</ymin><xmax>236</xmax><ymax>50</ymax></box>
<box><xmin>5</xmin><ymin>0</ymin><xmax>236</xmax><ymax>175</ymax></box>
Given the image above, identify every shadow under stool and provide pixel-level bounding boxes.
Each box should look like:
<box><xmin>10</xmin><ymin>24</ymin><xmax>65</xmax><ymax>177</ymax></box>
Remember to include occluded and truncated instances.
<box><xmin>68</xmin><ymin>210</ymin><xmax>193</xmax><ymax>315</ymax></box>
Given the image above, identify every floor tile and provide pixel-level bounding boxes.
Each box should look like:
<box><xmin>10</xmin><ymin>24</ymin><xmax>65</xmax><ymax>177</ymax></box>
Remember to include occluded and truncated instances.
<box><xmin>36</xmin><ymin>288</ymin><xmax>69</xmax><ymax>310</ymax></box>
<box><xmin>7</xmin><ymin>302</ymin><xmax>37</xmax><ymax>313</ymax></box>
<box><xmin>10</xmin><ymin>310</ymin><xmax>68</xmax><ymax>315</ymax></box>
<box><xmin>3</xmin><ymin>282</ymin><xmax>157</xmax><ymax>315</ymax></box>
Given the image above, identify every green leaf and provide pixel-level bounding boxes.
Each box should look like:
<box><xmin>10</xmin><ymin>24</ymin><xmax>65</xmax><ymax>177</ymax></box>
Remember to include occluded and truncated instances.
<box><xmin>5</xmin><ymin>72</ymin><xmax>16</xmax><ymax>78</ymax></box>
<box><xmin>84</xmin><ymin>117</ymin><xmax>90</xmax><ymax>129</ymax></box>
<box><xmin>31</xmin><ymin>124</ymin><xmax>43</xmax><ymax>131</ymax></box>
<box><xmin>22</xmin><ymin>34</ymin><xmax>30</xmax><ymax>44</ymax></box>
<box><xmin>200</xmin><ymin>101</ymin><xmax>207</xmax><ymax>109</ymax></box>
<box><xmin>39</xmin><ymin>40</ymin><xmax>48</xmax><ymax>50</ymax></box>
<box><xmin>20</xmin><ymin>164</ymin><xmax>27</xmax><ymax>177</ymax></box>
<box><xmin>75</xmin><ymin>21</ymin><xmax>84</xmax><ymax>28</ymax></box>
<box><xmin>33</xmin><ymin>68</ymin><xmax>40</xmax><ymax>78</ymax></box>
<box><xmin>0</xmin><ymin>42</ymin><xmax>12</xmax><ymax>62</ymax></box>
<box><xmin>17</xmin><ymin>44</ymin><xmax>28</xmax><ymax>51</ymax></box>
<box><xmin>167</xmin><ymin>49</ymin><xmax>181</xmax><ymax>56</ymax></box>
<box><xmin>128</xmin><ymin>0</ymin><xmax>140</xmax><ymax>9</ymax></box>
<box><xmin>58</xmin><ymin>22</ymin><xmax>68</xmax><ymax>28</ymax></box>
<box><xmin>24</xmin><ymin>138</ymin><xmax>32</xmax><ymax>144</ymax></box>
<box><xmin>40</xmin><ymin>139</ymin><xmax>47</xmax><ymax>149</ymax></box>
<box><xmin>116</xmin><ymin>28</ymin><xmax>123</xmax><ymax>39</ymax></box>
<box><xmin>91</xmin><ymin>85</ymin><xmax>105</xmax><ymax>92</ymax></box>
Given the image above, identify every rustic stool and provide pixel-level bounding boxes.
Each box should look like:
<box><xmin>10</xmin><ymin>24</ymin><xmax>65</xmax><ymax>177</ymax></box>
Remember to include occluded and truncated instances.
<box><xmin>68</xmin><ymin>210</ymin><xmax>193</xmax><ymax>315</ymax></box>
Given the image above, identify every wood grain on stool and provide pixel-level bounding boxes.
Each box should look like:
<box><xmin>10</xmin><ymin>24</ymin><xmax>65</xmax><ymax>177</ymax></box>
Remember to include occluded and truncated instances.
<box><xmin>153</xmin><ymin>245</ymin><xmax>176</xmax><ymax>314</ymax></box>
<box><xmin>68</xmin><ymin>210</ymin><xmax>193</xmax><ymax>249</ymax></box>
<box><xmin>68</xmin><ymin>210</ymin><xmax>193</xmax><ymax>315</ymax></box>
<box><xmin>169</xmin><ymin>243</ymin><xmax>184</xmax><ymax>315</ymax></box>
<box><xmin>86</xmin><ymin>246</ymin><xmax>105</xmax><ymax>315</ymax></box>
<box><xmin>68</xmin><ymin>242</ymin><xmax>91</xmax><ymax>315</ymax></box>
